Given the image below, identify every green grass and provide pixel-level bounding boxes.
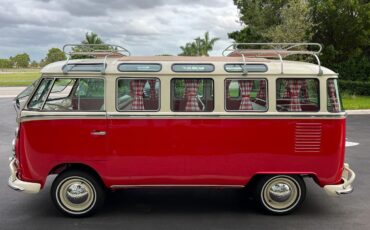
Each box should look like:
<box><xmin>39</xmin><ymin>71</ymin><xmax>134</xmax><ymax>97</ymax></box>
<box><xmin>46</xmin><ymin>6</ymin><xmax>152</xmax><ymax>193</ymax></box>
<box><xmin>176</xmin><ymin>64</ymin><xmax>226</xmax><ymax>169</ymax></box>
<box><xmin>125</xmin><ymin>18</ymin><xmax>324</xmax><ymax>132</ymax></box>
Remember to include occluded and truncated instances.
<box><xmin>342</xmin><ymin>93</ymin><xmax>370</xmax><ymax>110</ymax></box>
<box><xmin>0</xmin><ymin>72</ymin><xmax>40</xmax><ymax>86</ymax></box>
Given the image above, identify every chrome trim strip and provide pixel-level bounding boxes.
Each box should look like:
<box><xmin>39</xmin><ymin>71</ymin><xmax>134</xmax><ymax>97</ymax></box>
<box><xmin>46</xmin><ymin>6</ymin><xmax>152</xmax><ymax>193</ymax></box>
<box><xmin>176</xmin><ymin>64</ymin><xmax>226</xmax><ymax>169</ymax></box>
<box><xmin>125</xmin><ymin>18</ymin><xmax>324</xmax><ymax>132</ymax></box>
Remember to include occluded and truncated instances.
<box><xmin>111</xmin><ymin>184</ymin><xmax>245</xmax><ymax>189</ymax></box>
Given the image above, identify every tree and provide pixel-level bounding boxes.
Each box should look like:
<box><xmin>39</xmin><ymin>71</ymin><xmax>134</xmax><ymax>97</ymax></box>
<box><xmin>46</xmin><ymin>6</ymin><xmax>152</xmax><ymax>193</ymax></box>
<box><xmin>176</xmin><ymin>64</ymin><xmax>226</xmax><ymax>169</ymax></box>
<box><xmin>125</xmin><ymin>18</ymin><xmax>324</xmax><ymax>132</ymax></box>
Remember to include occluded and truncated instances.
<box><xmin>10</xmin><ymin>53</ymin><xmax>30</xmax><ymax>68</ymax></box>
<box><xmin>0</xmin><ymin>59</ymin><xmax>12</xmax><ymax>68</ymax></box>
<box><xmin>179</xmin><ymin>32</ymin><xmax>220</xmax><ymax>56</ymax></box>
<box><xmin>83</xmin><ymin>32</ymin><xmax>103</xmax><ymax>45</ymax></box>
<box><xmin>263</xmin><ymin>0</ymin><xmax>313</xmax><ymax>42</ymax></box>
<box><xmin>73</xmin><ymin>32</ymin><xmax>109</xmax><ymax>59</ymax></box>
<box><xmin>309</xmin><ymin>0</ymin><xmax>370</xmax><ymax>83</ymax></box>
<box><xmin>228</xmin><ymin>0</ymin><xmax>313</xmax><ymax>43</ymax></box>
<box><xmin>44</xmin><ymin>48</ymin><xmax>66</xmax><ymax>65</ymax></box>
<box><xmin>30</xmin><ymin>60</ymin><xmax>39</xmax><ymax>68</ymax></box>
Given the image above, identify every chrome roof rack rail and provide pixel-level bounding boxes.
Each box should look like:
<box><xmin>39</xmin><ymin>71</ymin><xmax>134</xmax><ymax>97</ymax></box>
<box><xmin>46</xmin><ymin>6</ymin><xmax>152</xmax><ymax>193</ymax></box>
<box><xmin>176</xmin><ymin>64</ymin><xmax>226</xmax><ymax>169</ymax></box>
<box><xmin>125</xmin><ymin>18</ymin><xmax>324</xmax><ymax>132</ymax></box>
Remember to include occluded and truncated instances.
<box><xmin>222</xmin><ymin>43</ymin><xmax>323</xmax><ymax>76</ymax></box>
<box><xmin>62</xmin><ymin>44</ymin><xmax>131</xmax><ymax>74</ymax></box>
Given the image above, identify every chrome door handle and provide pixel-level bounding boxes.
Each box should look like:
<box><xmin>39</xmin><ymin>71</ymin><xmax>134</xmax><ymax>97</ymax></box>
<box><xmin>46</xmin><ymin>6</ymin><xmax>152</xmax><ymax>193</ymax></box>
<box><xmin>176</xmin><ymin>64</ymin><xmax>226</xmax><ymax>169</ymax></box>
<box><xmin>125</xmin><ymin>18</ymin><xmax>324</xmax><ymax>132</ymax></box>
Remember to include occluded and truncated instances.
<box><xmin>91</xmin><ymin>131</ymin><xmax>106</xmax><ymax>136</ymax></box>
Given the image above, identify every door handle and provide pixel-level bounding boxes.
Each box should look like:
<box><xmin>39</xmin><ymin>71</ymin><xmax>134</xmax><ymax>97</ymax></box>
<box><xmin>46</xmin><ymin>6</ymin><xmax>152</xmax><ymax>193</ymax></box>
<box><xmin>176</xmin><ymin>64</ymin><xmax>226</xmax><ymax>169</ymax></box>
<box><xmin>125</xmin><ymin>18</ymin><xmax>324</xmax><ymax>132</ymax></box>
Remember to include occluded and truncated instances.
<box><xmin>91</xmin><ymin>130</ymin><xmax>107</xmax><ymax>136</ymax></box>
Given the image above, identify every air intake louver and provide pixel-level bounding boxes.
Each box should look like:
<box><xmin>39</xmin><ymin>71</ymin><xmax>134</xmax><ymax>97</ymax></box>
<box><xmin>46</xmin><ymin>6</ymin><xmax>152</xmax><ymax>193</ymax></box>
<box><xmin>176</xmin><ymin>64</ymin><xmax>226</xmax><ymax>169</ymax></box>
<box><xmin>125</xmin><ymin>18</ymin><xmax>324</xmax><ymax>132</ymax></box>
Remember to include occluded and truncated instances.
<box><xmin>295</xmin><ymin>123</ymin><xmax>322</xmax><ymax>153</ymax></box>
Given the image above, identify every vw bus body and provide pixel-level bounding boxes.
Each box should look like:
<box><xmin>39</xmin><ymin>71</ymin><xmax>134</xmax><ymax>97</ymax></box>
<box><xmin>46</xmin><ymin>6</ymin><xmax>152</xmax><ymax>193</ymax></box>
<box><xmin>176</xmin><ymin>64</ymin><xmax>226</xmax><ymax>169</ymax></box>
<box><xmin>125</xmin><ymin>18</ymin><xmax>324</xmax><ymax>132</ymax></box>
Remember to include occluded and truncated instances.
<box><xmin>8</xmin><ymin>43</ymin><xmax>355</xmax><ymax>216</ymax></box>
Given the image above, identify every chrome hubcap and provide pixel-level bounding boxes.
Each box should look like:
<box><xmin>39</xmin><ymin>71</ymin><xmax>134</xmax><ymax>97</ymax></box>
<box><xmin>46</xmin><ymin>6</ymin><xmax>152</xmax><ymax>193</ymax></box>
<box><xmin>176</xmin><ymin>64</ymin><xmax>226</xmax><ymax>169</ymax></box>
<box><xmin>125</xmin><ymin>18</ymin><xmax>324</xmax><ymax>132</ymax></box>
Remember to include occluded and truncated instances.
<box><xmin>269</xmin><ymin>183</ymin><xmax>292</xmax><ymax>202</ymax></box>
<box><xmin>66</xmin><ymin>182</ymin><xmax>89</xmax><ymax>204</ymax></box>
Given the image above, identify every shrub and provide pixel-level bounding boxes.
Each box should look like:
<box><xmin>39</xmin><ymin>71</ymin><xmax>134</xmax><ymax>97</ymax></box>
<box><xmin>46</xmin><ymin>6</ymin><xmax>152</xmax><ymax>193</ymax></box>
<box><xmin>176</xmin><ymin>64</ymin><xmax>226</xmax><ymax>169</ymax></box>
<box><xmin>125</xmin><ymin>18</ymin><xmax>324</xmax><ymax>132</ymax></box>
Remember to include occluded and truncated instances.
<box><xmin>339</xmin><ymin>80</ymin><xmax>370</xmax><ymax>96</ymax></box>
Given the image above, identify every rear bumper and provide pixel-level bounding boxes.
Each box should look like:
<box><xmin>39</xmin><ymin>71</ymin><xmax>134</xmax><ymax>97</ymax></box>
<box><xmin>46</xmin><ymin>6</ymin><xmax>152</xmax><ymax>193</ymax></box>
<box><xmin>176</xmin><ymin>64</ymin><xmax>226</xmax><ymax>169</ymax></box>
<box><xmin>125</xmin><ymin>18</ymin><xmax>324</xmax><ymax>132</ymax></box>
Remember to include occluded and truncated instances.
<box><xmin>8</xmin><ymin>158</ymin><xmax>41</xmax><ymax>194</ymax></box>
<box><xmin>324</xmin><ymin>163</ymin><xmax>355</xmax><ymax>196</ymax></box>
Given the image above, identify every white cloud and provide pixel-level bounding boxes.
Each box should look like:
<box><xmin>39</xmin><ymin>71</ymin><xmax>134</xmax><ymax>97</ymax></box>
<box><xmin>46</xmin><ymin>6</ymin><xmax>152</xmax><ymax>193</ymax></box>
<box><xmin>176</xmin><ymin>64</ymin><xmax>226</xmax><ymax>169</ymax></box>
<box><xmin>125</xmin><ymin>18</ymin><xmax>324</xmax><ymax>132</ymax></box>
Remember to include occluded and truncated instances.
<box><xmin>0</xmin><ymin>0</ymin><xmax>242</xmax><ymax>60</ymax></box>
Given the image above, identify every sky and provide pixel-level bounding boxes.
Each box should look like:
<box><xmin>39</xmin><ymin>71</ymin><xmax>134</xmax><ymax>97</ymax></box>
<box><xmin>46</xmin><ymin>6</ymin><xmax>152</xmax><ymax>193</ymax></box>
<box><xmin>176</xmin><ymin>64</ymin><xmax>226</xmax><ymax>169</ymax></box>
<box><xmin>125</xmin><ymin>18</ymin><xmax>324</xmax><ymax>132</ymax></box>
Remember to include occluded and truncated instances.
<box><xmin>0</xmin><ymin>0</ymin><xmax>243</xmax><ymax>61</ymax></box>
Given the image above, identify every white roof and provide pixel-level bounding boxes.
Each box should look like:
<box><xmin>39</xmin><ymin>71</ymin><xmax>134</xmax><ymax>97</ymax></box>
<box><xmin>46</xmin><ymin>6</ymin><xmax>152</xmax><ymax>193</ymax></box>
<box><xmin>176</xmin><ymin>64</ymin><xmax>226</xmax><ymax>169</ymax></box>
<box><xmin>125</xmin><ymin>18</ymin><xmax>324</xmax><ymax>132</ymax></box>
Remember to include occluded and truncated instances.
<box><xmin>41</xmin><ymin>56</ymin><xmax>337</xmax><ymax>76</ymax></box>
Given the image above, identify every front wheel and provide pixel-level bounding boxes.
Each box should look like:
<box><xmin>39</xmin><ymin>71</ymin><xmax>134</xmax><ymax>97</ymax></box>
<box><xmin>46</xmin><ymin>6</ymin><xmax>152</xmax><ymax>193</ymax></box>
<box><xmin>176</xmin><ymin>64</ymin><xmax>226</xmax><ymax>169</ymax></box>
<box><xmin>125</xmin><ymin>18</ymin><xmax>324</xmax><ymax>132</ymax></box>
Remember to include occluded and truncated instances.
<box><xmin>51</xmin><ymin>170</ymin><xmax>105</xmax><ymax>217</ymax></box>
<box><xmin>254</xmin><ymin>175</ymin><xmax>306</xmax><ymax>215</ymax></box>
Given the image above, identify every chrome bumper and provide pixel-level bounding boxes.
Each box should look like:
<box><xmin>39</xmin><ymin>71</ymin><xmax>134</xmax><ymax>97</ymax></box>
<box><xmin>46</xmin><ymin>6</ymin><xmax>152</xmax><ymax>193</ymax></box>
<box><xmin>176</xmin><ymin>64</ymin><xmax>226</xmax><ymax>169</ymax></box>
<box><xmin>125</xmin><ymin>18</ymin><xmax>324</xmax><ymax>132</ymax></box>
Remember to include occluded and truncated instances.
<box><xmin>324</xmin><ymin>163</ymin><xmax>355</xmax><ymax>196</ymax></box>
<box><xmin>8</xmin><ymin>158</ymin><xmax>41</xmax><ymax>194</ymax></box>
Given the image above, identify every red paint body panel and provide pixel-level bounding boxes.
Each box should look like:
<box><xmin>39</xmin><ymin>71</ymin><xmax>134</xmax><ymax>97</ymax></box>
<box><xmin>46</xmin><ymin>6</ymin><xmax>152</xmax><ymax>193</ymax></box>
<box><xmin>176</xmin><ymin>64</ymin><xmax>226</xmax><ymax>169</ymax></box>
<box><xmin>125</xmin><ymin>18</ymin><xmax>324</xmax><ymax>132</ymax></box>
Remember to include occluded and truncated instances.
<box><xmin>18</xmin><ymin>118</ymin><xmax>346</xmax><ymax>188</ymax></box>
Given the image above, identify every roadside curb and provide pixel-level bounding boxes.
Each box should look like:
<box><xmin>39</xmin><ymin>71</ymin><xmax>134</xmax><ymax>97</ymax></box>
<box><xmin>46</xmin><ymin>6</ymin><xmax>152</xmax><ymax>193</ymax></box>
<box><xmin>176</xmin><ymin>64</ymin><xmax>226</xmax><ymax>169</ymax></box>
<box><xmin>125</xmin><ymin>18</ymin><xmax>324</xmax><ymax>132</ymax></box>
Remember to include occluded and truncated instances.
<box><xmin>346</xmin><ymin>110</ymin><xmax>370</xmax><ymax>115</ymax></box>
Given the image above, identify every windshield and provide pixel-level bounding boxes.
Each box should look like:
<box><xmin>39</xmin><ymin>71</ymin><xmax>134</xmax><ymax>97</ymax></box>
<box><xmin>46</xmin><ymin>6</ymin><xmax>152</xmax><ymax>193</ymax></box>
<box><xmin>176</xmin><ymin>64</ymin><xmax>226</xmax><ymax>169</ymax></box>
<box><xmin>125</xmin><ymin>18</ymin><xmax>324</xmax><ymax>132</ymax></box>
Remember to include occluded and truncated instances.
<box><xmin>14</xmin><ymin>79</ymin><xmax>41</xmax><ymax>110</ymax></box>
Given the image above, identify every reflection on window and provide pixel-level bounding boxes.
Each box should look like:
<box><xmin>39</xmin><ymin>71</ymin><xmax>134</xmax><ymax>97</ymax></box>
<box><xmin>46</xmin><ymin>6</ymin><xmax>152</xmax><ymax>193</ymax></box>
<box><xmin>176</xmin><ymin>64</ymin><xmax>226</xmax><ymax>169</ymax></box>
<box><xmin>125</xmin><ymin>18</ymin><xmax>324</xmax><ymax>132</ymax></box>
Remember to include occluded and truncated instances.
<box><xmin>276</xmin><ymin>79</ymin><xmax>319</xmax><ymax>112</ymax></box>
<box><xmin>225</xmin><ymin>79</ymin><xmax>268</xmax><ymax>111</ymax></box>
<box><xmin>171</xmin><ymin>78</ymin><xmax>214</xmax><ymax>112</ymax></box>
<box><xmin>116</xmin><ymin>78</ymin><xmax>160</xmax><ymax>111</ymax></box>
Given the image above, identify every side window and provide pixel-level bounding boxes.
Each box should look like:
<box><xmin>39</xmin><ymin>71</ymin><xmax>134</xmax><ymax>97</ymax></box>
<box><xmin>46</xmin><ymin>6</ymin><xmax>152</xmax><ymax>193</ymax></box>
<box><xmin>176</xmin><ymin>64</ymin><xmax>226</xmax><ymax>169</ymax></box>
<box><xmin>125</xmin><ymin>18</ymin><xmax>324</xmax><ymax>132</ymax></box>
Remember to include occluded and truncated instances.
<box><xmin>116</xmin><ymin>78</ymin><xmax>160</xmax><ymax>111</ymax></box>
<box><xmin>29</xmin><ymin>78</ymin><xmax>105</xmax><ymax>111</ymax></box>
<box><xmin>225</xmin><ymin>79</ymin><xmax>268</xmax><ymax>111</ymax></box>
<box><xmin>72</xmin><ymin>78</ymin><xmax>105</xmax><ymax>111</ymax></box>
<box><xmin>276</xmin><ymin>79</ymin><xmax>319</xmax><ymax>112</ymax></box>
<box><xmin>327</xmin><ymin>79</ymin><xmax>341</xmax><ymax>112</ymax></box>
<box><xmin>171</xmin><ymin>78</ymin><xmax>214</xmax><ymax>112</ymax></box>
<box><xmin>28</xmin><ymin>78</ymin><xmax>54</xmax><ymax>110</ymax></box>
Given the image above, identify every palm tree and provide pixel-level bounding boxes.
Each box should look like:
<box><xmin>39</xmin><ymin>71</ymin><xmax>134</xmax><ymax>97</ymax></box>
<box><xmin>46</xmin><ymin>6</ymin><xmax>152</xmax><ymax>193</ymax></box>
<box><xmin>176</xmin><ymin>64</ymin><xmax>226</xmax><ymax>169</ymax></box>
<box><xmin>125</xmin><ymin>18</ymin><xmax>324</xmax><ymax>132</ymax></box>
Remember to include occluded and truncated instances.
<box><xmin>82</xmin><ymin>32</ymin><xmax>103</xmax><ymax>45</ymax></box>
<box><xmin>201</xmin><ymin>31</ymin><xmax>220</xmax><ymax>56</ymax></box>
<box><xmin>179</xmin><ymin>32</ymin><xmax>220</xmax><ymax>56</ymax></box>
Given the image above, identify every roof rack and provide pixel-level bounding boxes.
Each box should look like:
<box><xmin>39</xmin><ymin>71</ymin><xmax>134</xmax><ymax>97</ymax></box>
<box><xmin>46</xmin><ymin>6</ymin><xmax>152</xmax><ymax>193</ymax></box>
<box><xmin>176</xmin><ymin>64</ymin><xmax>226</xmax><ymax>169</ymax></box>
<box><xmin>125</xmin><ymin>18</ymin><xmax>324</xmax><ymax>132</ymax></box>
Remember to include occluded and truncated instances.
<box><xmin>222</xmin><ymin>43</ymin><xmax>323</xmax><ymax>76</ymax></box>
<box><xmin>62</xmin><ymin>44</ymin><xmax>131</xmax><ymax>74</ymax></box>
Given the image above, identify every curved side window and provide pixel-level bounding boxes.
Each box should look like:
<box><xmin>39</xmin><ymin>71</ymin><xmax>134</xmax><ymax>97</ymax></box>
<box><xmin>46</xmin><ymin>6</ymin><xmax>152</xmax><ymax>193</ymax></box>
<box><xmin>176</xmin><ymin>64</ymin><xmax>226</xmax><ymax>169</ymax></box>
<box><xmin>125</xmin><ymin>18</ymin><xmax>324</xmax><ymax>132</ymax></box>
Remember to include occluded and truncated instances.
<box><xmin>327</xmin><ymin>79</ymin><xmax>341</xmax><ymax>112</ymax></box>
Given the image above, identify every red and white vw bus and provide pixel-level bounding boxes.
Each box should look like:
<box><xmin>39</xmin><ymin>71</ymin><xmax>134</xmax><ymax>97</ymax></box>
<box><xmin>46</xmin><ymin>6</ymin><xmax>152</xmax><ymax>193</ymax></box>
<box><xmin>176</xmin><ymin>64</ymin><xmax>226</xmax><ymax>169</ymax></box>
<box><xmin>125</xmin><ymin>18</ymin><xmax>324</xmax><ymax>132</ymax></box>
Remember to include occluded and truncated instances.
<box><xmin>9</xmin><ymin>43</ymin><xmax>355</xmax><ymax>217</ymax></box>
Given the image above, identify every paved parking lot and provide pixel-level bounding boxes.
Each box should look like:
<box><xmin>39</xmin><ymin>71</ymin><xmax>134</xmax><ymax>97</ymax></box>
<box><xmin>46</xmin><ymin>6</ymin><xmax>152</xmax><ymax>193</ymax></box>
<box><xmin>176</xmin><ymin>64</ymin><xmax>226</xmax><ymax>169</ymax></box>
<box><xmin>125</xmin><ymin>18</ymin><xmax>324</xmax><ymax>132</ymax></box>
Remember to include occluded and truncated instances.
<box><xmin>0</xmin><ymin>98</ymin><xmax>369</xmax><ymax>230</ymax></box>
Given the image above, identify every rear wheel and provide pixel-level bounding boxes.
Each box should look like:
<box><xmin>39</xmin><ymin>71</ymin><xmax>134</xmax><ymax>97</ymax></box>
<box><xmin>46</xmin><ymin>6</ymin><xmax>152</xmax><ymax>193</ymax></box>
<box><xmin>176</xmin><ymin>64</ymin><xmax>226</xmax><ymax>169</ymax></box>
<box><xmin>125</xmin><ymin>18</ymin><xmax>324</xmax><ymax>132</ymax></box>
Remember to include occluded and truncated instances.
<box><xmin>254</xmin><ymin>175</ymin><xmax>306</xmax><ymax>215</ymax></box>
<box><xmin>51</xmin><ymin>170</ymin><xmax>105</xmax><ymax>217</ymax></box>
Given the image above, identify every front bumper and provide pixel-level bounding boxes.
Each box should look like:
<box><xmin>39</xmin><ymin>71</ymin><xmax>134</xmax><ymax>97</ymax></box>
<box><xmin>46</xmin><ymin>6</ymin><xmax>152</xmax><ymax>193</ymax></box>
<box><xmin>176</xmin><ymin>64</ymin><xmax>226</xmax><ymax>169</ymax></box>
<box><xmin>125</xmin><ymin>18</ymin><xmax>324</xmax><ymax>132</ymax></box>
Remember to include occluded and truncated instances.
<box><xmin>8</xmin><ymin>158</ymin><xmax>41</xmax><ymax>194</ymax></box>
<box><xmin>324</xmin><ymin>163</ymin><xmax>355</xmax><ymax>196</ymax></box>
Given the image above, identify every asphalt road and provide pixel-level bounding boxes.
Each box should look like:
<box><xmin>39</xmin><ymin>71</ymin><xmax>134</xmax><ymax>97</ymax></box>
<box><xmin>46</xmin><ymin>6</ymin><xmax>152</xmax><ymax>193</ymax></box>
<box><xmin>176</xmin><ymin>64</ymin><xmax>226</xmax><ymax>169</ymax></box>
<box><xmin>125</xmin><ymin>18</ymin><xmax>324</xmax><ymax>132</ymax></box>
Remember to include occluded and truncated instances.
<box><xmin>0</xmin><ymin>98</ymin><xmax>369</xmax><ymax>230</ymax></box>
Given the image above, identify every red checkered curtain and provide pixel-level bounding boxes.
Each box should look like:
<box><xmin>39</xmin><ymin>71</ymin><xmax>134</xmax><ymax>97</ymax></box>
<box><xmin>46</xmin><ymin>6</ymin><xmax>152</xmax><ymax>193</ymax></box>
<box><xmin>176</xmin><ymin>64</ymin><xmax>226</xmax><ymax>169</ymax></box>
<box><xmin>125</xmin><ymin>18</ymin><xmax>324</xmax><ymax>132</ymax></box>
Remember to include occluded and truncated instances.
<box><xmin>283</xmin><ymin>80</ymin><xmax>290</xmax><ymax>98</ymax></box>
<box><xmin>239</xmin><ymin>80</ymin><xmax>254</xmax><ymax>110</ymax></box>
<box><xmin>328</xmin><ymin>79</ymin><xmax>339</xmax><ymax>112</ymax></box>
<box><xmin>288</xmin><ymin>79</ymin><xmax>303</xmax><ymax>112</ymax></box>
<box><xmin>226</xmin><ymin>80</ymin><xmax>231</xmax><ymax>99</ymax></box>
<box><xmin>131</xmin><ymin>80</ymin><xmax>146</xmax><ymax>110</ymax></box>
<box><xmin>149</xmin><ymin>79</ymin><xmax>156</xmax><ymax>100</ymax></box>
<box><xmin>257</xmin><ymin>80</ymin><xmax>266</xmax><ymax>100</ymax></box>
<box><xmin>185</xmin><ymin>79</ymin><xmax>201</xmax><ymax>112</ymax></box>
<box><xmin>301</xmin><ymin>80</ymin><xmax>310</xmax><ymax>103</ymax></box>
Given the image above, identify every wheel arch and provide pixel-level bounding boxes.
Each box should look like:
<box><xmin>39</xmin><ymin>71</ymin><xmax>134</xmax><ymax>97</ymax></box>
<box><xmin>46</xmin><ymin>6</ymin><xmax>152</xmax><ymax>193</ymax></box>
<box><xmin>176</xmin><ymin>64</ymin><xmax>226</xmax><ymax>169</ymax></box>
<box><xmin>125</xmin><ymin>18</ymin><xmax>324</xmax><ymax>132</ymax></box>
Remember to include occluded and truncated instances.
<box><xmin>48</xmin><ymin>163</ymin><xmax>106</xmax><ymax>187</ymax></box>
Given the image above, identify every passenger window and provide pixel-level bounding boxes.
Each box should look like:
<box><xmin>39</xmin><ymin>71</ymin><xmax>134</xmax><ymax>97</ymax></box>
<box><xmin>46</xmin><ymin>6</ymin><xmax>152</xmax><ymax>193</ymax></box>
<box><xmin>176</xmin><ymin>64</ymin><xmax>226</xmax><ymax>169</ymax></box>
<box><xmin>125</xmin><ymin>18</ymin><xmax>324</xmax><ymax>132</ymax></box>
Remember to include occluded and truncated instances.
<box><xmin>28</xmin><ymin>78</ymin><xmax>54</xmax><ymax>110</ymax></box>
<box><xmin>276</xmin><ymin>79</ymin><xmax>319</xmax><ymax>112</ymax></box>
<box><xmin>327</xmin><ymin>79</ymin><xmax>341</xmax><ymax>112</ymax></box>
<box><xmin>225</xmin><ymin>79</ymin><xmax>268</xmax><ymax>111</ymax></box>
<box><xmin>171</xmin><ymin>78</ymin><xmax>214</xmax><ymax>112</ymax></box>
<box><xmin>29</xmin><ymin>78</ymin><xmax>105</xmax><ymax>111</ymax></box>
<box><xmin>116</xmin><ymin>78</ymin><xmax>160</xmax><ymax>111</ymax></box>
